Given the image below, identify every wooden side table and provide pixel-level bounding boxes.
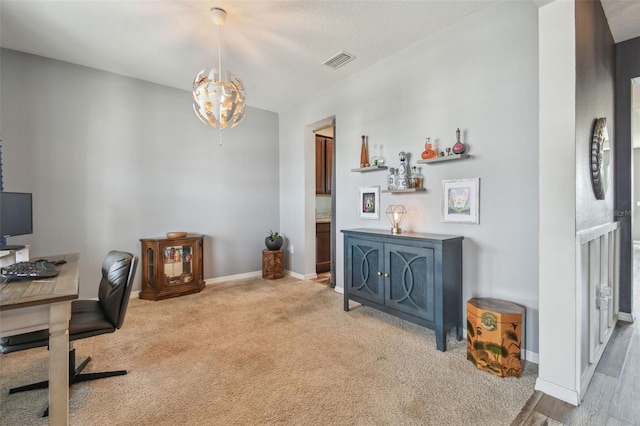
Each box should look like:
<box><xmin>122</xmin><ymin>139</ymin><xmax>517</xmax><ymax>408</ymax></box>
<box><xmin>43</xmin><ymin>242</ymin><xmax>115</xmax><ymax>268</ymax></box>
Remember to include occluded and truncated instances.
<box><xmin>467</xmin><ymin>297</ymin><xmax>525</xmax><ymax>378</ymax></box>
<box><xmin>262</xmin><ymin>249</ymin><xmax>283</xmax><ymax>279</ymax></box>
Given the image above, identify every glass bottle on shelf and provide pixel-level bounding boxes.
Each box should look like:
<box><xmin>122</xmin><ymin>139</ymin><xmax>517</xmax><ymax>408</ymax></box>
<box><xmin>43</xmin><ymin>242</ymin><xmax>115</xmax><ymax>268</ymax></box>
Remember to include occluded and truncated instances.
<box><xmin>396</xmin><ymin>152</ymin><xmax>409</xmax><ymax>190</ymax></box>
<box><xmin>387</xmin><ymin>167</ymin><xmax>396</xmax><ymax>190</ymax></box>
<box><xmin>410</xmin><ymin>166</ymin><xmax>419</xmax><ymax>188</ymax></box>
<box><xmin>422</xmin><ymin>137</ymin><xmax>437</xmax><ymax>159</ymax></box>
<box><xmin>377</xmin><ymin>145</ymin><xmax>385</xmax><ymax>166</ymax></box>
<box><xmin>370</xmin><ymin>144</ymin><xmax>379</xmax><ymax>166</ymax></box>
<box><xmin>415</xmin><ymin>167</ymin><xmax>424</xmax><ymax>188</ymax></box>
<box><xmin>360</xmin><ymin>135</ymin><xmax>370</xmax><ymax>167</ymax></box>
<box><xmin>452</xmin><ymin>128</ymin><xmax>466</xmax><ymax>154</ymax></box>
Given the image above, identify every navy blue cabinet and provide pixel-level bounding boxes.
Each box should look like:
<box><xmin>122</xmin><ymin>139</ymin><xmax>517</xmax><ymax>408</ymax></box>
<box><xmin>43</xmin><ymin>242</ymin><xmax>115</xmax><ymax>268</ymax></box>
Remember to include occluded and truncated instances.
<box><xmin>342</xmin><ymin>229</ymin><xmax>463</xmax><ymax>351</ymax></box>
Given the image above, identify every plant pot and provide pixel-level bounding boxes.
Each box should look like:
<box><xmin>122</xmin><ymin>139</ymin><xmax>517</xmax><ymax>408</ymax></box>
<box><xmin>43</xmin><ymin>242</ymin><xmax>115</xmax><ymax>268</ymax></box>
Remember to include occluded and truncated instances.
<box><xmin>265</xmin><ymin>236</ymin><xmax>284</xmax><ymax>251</ymax></box>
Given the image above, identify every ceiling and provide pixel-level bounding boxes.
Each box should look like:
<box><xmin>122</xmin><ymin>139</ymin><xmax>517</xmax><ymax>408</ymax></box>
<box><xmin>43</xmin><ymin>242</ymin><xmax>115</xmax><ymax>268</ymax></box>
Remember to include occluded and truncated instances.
<box><xmin>1</xmin><ymin>1</ymin><xmax>639</xmax><ymax>114</ymax></box>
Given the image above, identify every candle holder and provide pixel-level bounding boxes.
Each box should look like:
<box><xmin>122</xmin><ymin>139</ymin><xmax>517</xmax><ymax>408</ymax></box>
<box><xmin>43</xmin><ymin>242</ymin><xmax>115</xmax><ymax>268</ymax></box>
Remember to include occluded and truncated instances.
<box><xmin>386</xmin><ymin>205</ymin><xmax>407</xmax><ymax>234</ymax></box>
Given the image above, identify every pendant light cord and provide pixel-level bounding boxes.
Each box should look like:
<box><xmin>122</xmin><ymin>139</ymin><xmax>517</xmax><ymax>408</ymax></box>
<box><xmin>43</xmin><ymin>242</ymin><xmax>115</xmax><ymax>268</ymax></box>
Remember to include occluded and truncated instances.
<box><xmin>218</xmin><ymin>23</ymin><xmax>223</xmax><ymax>146</ymax></box>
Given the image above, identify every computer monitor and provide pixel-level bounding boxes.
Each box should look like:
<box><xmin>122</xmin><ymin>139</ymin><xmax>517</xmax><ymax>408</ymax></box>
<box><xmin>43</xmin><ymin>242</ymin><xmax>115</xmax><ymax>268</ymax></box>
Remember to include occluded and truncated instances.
<box><xmin>0</xmin><ymin>191</ymin><xmax>33</xmax><ymax>251</ymax></box>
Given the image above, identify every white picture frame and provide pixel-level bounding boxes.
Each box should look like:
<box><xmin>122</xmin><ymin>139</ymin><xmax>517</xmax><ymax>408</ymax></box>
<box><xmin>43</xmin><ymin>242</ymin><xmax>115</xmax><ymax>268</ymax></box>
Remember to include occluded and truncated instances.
<box><xmin>442</xmin><ymin>178</ymin><xmax>480</xmax><ymax>224</ymax></box>
<box><xmin>358</xmin><ymin>186</ymin><xmax>380</xmax><ymax>220</ymax></box>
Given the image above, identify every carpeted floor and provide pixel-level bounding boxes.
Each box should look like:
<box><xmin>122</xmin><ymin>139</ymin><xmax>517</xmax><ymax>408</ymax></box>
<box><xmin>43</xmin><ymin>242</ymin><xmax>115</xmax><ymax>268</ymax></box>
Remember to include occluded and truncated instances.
<box><xmin>0</xmin><ymin>276</ymin><xmax>537</xmax><ymax>425</ymax></box>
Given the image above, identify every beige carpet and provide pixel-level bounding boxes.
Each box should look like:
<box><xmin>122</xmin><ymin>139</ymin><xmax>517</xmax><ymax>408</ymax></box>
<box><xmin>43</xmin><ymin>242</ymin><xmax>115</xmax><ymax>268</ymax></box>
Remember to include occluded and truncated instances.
<box><xmin>0</xmin><ymin>276</ymin><xmax>537</xmax><ymax>425</ymax></box>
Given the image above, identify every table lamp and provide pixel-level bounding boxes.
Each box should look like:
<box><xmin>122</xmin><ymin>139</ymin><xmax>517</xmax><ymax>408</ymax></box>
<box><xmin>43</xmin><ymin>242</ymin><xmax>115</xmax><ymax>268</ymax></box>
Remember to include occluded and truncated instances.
<box><xmin>386</xmin><ymin>205</ymin><xmax>407</xmax><ymax>234</ymax></box>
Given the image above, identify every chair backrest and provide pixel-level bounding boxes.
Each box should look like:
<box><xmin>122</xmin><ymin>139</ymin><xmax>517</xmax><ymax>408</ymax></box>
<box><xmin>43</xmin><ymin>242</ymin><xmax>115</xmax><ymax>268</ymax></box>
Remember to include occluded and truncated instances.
<box><xmin>98</xmin><ymin>250</ymin><xmax>138</xmax><ymax>329</ymax></box>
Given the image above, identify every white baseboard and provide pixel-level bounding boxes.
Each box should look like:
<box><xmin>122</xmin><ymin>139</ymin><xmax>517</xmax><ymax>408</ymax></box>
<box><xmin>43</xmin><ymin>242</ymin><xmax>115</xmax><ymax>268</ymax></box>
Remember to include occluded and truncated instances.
<box><xmin>334</xmin><ymin>285</ymin><xmax>344</xmax><ymax>294</ymax></box>
<box><xmin>535</xmin><ymin>378</ymin><xmax>579</xmax><ymax>406</ymax></box>
<box><xmin>134</xmin><ymin>270</ymin><xmax>317</xmax><ymax>298</ymax></box>
<box><xmin>619</xmin><ymin>311</ymin><xmax>636</xmax><ymax>322</ymax></box>
<box><xmin>284</xmin><ymin>270</ymin><xmax>312</xmax><ymax>280</ymax></box>
<box><xmin>524</xmin><ymin>349</ymin><xmax>539</xmax><ymax>364</ymax></box>
<box><xmin>205</xmin><ymin>270</ymin><xmax>262</xmax><ymax>284</ymax></box>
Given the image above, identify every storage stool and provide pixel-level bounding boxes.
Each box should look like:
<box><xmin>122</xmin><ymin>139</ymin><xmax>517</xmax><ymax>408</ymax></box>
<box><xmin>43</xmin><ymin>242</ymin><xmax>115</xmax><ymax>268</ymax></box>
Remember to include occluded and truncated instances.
<box><xmin>467</xmin><ymin>297</ymin><xmax>524</xmax><ymax>378</ymax></box>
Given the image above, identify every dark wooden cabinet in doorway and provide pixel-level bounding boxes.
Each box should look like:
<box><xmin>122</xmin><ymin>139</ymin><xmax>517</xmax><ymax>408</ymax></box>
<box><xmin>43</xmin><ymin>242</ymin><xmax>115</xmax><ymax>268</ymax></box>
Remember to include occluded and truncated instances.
<box><xmin>315</xmin><ymin>135</ymin><xmax>333</xmax><ymax>194</ymax></box>
<box><xmin>316</xmin><ymin>222</ymin><xmax>331</xmax><ymax>273</ymax></box>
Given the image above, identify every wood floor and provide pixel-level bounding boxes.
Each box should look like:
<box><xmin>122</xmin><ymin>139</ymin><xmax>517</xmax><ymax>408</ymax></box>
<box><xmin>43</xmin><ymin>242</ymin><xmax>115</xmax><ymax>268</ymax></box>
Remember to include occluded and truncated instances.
<box><xmin>512</xmin><ymin>245</ymin><xmax>640</xmax><ymax>426</ymax></box>
<box><xmin>312</xmin><ymin>271</ymin><xmax>331</xmax><ymax>286</ymax></box>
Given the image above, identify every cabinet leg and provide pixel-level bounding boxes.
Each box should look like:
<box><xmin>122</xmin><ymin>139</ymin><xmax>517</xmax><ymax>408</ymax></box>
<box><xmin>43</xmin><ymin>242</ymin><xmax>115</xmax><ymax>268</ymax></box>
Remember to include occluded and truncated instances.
<box><xmin>344</xmin><ymin>295</ymin><xmax>349</xmax><ymax>311</ymax></box>
<box><xmin>456</xmin><ymin>326</ymin><xmax>463</xmax><ymax>341</ymax></box>
<box><xmin>436</xmin><ymin>333</ymin><xmax>446</xmax><ymax>352</ymax></box>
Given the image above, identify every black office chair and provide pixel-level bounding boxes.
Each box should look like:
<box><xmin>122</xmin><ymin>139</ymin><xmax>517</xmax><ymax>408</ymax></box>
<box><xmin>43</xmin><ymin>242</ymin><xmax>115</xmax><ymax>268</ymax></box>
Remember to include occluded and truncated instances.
<box><xmin>0</xmin><ymin>250</ymin><xmax>138</xmax><ymax>415</ymax></box>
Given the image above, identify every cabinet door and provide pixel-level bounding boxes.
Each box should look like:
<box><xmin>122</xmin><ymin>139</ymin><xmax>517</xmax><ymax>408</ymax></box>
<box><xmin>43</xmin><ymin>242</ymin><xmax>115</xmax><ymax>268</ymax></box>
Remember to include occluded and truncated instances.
<box><xmin>325</xmin><ymin>138</ymin><xmax>333</xmax><ymax>194</ymax></box>
<box><xmin>384</xmin><ymin>243</ymin><xmax>435</xmax><ymax>321</ymax></box>
<box><xmin>161</xmin><ymin>241</ymin><xmax>195</xmax><ymax>285</ymax></box>
<box><xmin>316</xmin><ymin>222</ymin><xmax>331</xmax><ymax>273</ymax></box>
<box><xmin>346</xmin><ymin>238</ymin><xmax>384</xmax><ymax>304</ymax></box>
<box><xmin>315</xmin><ymin>137</ymin><xmax>326</xmax><ymax>194</ymax></box>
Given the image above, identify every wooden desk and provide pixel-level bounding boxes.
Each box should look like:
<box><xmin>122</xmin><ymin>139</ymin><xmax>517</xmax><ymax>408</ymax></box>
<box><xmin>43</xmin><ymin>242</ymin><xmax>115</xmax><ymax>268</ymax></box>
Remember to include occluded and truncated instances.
<box><xmin>0</xmin><ymin>254</ymin><xmax>79</xmax><ymax>425</ymax></box>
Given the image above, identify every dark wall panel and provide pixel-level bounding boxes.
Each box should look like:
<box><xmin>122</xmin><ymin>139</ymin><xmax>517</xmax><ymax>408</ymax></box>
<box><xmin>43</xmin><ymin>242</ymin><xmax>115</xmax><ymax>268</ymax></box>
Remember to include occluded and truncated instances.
<box><xmin>575</xmin><ymin>0</ymin><xmax>615</xmax><ymax>231</ymax></box>
<box><xmin>615</xmin><ymin>36</ymin><xmax>640</xmax><ymax>314</ymax></box>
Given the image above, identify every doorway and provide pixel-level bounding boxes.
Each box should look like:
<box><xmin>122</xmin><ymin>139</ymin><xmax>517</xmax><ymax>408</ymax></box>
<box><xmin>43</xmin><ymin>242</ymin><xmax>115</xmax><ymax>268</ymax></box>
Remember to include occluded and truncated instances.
<box><xmin>314</xmin><ymin>124</ymin><xmax>334</xmax><ymax>286</ymax></box>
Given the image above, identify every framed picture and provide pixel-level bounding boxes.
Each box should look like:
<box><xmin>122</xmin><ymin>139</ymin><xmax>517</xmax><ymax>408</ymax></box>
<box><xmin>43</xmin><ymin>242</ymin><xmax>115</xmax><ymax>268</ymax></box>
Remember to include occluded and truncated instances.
<box><xmin>442</xmin><ymin>178</ymin><xmax>480</xmax><ymax>224</ymax></box>
<box><xmin>359</xmin><ymin>186</ymin><xmax>380</xmax><ymax>219</ymax></box>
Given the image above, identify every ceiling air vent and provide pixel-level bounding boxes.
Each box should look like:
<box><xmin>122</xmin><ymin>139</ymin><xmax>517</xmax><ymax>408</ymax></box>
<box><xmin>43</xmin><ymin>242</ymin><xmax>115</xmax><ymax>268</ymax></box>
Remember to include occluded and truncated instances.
<box><xmin>322</xmin><ymin>51</ymin><xmax>356</xmax><ymax>70</ymax></box>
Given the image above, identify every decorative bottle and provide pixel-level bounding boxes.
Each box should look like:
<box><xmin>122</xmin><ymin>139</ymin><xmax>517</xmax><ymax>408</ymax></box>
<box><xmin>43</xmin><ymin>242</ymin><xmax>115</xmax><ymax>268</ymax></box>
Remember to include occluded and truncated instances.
<box><xmin>452</xmin><ymin>128</ymin><xmax>466</xmax><ymax>154</ymax></box>
<box><xmin>396</xmin><ymin>152</ymin><xmax>409</xmax><ymax>190</ymax></box>
<box><xmin>377</xmin><ymin>145</ymin><xmax>385</xmax><ymax>165</ymax></box>
<box><xmin>370</xmin><ymin>144</ymin><xmax>379</xmax><ymax>166</ymax></box>
<box><xmin>422</xmin><ymin>137</ymin><xmax>437</xmax><ymax>160</ymax></box>
<box><xmin>410</xmin><ymin>166</ymin><xmax>419</xmax><ymax>188</ymax></box>
<box><xmin>415</xmin><ymin>167</ymin><xmax>423</xmax><ymax>188</ymax></box>
<box><xmin>360</xmin><ymin>135</ymin><xmax>370</xmax><ymax>167</ymax></box>
<box><xmin>387</xmin><ymin>167</ymin><xmax>396</xmax><ymax>190</ymax></box>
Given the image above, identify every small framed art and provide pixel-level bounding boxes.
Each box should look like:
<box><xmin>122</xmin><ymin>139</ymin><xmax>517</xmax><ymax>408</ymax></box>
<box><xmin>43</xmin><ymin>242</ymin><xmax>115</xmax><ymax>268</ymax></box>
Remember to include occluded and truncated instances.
<box><xmin>359</xmin><ymin>186</ymin><xmax>380</xmax><ymax>219</ymax></box>
<box><xmin>442</xmin><ymin>178</ymin><xmax>480</xmax><ymax>224</ymax></box>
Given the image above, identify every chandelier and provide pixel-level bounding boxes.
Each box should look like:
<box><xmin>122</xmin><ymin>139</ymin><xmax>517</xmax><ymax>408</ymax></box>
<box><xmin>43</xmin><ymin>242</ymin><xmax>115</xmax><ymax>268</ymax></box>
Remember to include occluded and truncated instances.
<box><xmin>192</xmin><ymin>8</ymin><xmax>246</xmax><ymax>139</ymax></box>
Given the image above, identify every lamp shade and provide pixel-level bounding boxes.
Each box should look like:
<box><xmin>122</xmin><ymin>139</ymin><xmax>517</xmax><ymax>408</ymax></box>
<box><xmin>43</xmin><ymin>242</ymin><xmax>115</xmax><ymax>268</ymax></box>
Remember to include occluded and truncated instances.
<box><xmin>192</xmin><ymin>68</ymin><xmax>246</xmax><ymax>129</ymax></box>
<box><xmin>192</xmin><ymin>8</ymin><xmax>246</xmax><ymax>136</ymax></box>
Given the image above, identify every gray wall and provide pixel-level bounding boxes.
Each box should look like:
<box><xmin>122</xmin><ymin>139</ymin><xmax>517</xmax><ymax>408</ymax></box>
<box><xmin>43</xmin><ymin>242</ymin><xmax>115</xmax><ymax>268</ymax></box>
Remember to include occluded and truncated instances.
<box><xmin>0</xmin><ymin>48</ymin><xmax>280</xmax><ymax>298</ymax></box>
<box><xmin>279</xmin><ymin>1</ymin><xmax>540</xmax><ymax>355</ymax></box>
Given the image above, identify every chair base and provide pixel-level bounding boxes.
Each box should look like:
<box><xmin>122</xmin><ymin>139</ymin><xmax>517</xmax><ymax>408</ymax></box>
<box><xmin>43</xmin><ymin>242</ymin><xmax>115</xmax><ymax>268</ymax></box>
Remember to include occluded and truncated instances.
<box><xmin>8</xmin><ymin>348</ymin><xmax>127</xmax><ymax>417</ymax></box>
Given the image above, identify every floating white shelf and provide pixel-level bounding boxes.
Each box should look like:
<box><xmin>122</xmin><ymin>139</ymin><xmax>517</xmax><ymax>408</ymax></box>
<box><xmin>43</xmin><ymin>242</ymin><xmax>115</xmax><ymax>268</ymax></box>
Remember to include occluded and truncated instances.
<box><xmin>417</xmin><ymin>154</ymin><xmax>471</xmax><ymax>164</ymax></box>
<box><xmin>351</xmin><ymin>165</ymin><xmax>388</xmax><ymax>172</ymax></box>
<box><xmin>382</xmin><ymin>188</ymin><xmax>426</xmax><ymax>194</ymax></box>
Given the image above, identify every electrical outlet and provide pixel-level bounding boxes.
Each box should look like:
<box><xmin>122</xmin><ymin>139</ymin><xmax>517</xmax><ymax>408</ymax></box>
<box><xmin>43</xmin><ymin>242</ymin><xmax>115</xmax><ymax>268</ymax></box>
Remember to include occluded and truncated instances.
<box><xmin>289</xmin><ymin>245</ymin><xmax>294</xmax><ymax>254</ymax></box>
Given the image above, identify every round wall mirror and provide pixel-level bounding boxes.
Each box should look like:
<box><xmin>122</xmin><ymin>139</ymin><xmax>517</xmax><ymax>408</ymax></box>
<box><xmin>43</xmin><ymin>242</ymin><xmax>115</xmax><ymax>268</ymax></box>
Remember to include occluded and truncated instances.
<box><xmin>590</xmin><ymin>117</ymin><xmax>610</xmax><ymax>200</ymax></box>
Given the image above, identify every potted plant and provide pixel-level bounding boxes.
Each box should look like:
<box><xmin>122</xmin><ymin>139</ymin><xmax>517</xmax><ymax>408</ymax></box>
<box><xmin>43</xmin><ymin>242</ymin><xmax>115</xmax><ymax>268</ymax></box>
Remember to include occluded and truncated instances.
<box><xmin>265</xmin><ymin>230</ymin><xmax>284</xmax><ymax>251</ymax></box>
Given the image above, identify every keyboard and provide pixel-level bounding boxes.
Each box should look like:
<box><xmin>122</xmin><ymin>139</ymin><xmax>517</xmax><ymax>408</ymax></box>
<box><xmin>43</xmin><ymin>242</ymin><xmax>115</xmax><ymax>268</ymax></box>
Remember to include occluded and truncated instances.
<box><xmin>0</xmin><ymin>261</ymin><xmax>60</xmax><ymax>281</ymax></box>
